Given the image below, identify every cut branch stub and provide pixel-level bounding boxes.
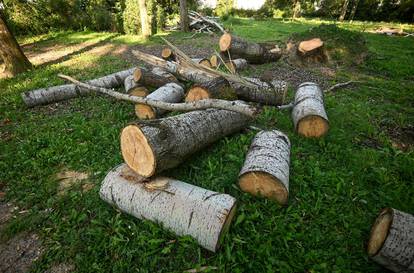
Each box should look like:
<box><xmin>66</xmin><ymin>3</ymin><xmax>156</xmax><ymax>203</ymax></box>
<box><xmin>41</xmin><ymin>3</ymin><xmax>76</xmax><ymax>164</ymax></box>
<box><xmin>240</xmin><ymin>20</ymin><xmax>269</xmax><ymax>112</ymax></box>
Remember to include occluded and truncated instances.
<box><xmin>239</xmin><ymin>130</ymin><xmax>291</xmax><ymax>205</ymax></box>
<box><xmin>161</xmin><ymin>47</ymin><xmax>175</xmax><ymax>61</ymax></box>
<box><xmin>185</xmin><ymin>77</ymin><xmax>237</xmax><ymax>102</ymax></box>
<box><xmin>100</xmin><ymin>164</ymin><xmax>237</xmax><ymax>252</ymax></box>
<box><xmin>292</xmin><ymin>82</ymin><xmax>329</xmax><ymax>137</ymax></box>
<box><xmin>368</xmin><ymin>208</ymin><xmax>414</xmax><ymax>272</ymax></box>
<box><xmin>120</xmin><ymin>109</ymin><xmax>251</xmax><ymax>177</ymax></box>
<box><xmin>225</xmin><ymin>59</ymin><xmax>248</xmax><ymax>74</ymax></box>
<box><xmin>231</xmin><ymin>78</ymin><xmax>287</xmax><ymax>106</ymax></box>
<box><xmin>192</xmin><ymin>58</ymin><xmax>212</xmax><ymax>68</ymax></box>
<box><xmin>133</xmin><ymin>67</ymin><xmax>178</xmax><ymax>88</ymax></box>
<box><xmin>135</xmin><ymin>83</ymin><xmax>185</xmax><ymax>119</ymax></box>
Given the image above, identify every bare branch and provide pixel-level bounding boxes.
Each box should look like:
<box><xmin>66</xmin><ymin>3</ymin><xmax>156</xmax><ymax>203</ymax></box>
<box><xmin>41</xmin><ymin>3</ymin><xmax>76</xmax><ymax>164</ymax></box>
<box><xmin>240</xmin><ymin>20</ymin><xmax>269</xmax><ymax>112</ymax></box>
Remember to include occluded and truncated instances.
<box><xmin>325</xmin><ymin>80</ymin><xmax>359</xmax><ymax>93</ymax></box>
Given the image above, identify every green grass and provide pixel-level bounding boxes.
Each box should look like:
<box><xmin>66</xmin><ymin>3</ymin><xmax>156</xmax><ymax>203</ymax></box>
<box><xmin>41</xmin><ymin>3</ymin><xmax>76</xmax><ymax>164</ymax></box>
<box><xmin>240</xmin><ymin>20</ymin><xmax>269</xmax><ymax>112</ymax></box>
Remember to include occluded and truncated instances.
<box><xmin>1</xmin><ymin>18</ymin><xmax>414</xmax><ymax>272</ymax></box>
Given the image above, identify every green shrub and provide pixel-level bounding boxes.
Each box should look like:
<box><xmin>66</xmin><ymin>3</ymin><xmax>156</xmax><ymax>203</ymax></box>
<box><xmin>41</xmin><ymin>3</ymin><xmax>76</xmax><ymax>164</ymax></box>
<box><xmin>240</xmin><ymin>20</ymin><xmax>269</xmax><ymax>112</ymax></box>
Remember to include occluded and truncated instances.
<box><xmin>123</xmin><ymin>0</ymin><xmax>141</xmax><ymax>34</ymax></box>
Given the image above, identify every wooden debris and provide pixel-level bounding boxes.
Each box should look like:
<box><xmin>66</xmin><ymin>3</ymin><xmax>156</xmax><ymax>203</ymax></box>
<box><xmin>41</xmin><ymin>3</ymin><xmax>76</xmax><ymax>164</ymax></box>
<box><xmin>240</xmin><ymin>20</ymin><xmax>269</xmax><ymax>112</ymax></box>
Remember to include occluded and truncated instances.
<box><xmin>124</xmin><ymin>75</ymin><xmax>147</xmax><ymax>95</ymax></box>
<box><xmin>185</xmin><ymin>77</ymin><xmax>236</xmax><ymax>102</ymax></box>
<box><xmin>161</xmin><ymin>47</ymin><xmax>176</xmax><ymax>61</ymax></box>
<box><xmin>231</xmin><ymin>78</ymin><xmax>287</xmax><ymax>106</ymax></box>
<box><xmin>192</xmin><ymin>58</ymin><xmax>212</xmax><ymax>68</ymax></box>
<box><xmin>133</xmin><ymin>67</ymin><xmax>179</xmax><ymax>88</ymax></box>
<box><xmin>225</xmin><ymin>58</ymin><xmax>248</xmax><ymax>74</ymax></box>
<box><xmin>187</xmin><ymin>10</ymin><xmax>225</xmax><ymax>34</ymax></box>
<box><xmin>297</xmin><ymin>38</ymin><xmax>328</xmax><ymax>64</ymax></box>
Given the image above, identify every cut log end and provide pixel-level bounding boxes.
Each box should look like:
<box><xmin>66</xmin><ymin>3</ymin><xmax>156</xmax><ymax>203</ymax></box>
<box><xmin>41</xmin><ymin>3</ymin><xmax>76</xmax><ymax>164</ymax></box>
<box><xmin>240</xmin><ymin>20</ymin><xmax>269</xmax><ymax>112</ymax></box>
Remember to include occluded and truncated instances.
<box><xmin>120</xmin><ymin>125</ymin><xmax>155</xmax><ymax>177</ymax></box>
<box><xmin>133</xmin><ymin>68</ymin><xmax>143</xmax><ymax>82</ymax></box>
<box><xmin>210</xmin><ymin>55</ymin><xmax>218</xmax><ymax>68</ymax></box>
<box><xmin>129</xmin><ymin>87</ymin><xmax>149</xmax><ymax>97</ymax></box>
<box><xmin>239</xmin><ymin>172</ymin><xmax>288</xmax><ymax>205</ymax></box>
<box><xmin>200</xmin><ymin>59</ymin><xmax>212</xmax><ymax>68</ymax></box>
<box><xmin>161</xmin><ymin>48</ymin><xmax>173</xmax><ymax>60</ymax></box>
<box><xmin>297</xmin><ymin>115</ymin><xmax>329</xmax><ymax>137</ymax></box>
<box><xmin>367</xmin><ymin>208</ymin><xmax>393</xmax><ymax>257</ymax></box>
<box><xmin>298</xmin><ymin>38</ymin><xmax>324</xmax><ymax>54</ymax></box>
<box><xmin>225</xmin><ymin>62</ymin><xmax>236</xmax><ymax>74</ymax></box>
<box><xmin>185</xmin><ymin>86</ymin><xmax>209</xmax><ymax>101</ymax></box>
<box><xmin>216</xmin><ymin>202</ymin><xmax>237</xmax><ymax>251</ymax></box>
<box><xmin>135</xmin><ymin>104</ymin><xmax>156</xmax><ymax>120</ymax></box>
<box><xmin>219</xmin><ymin>33</ymin><xmax>232</xmax><ymax>51</ymax></box>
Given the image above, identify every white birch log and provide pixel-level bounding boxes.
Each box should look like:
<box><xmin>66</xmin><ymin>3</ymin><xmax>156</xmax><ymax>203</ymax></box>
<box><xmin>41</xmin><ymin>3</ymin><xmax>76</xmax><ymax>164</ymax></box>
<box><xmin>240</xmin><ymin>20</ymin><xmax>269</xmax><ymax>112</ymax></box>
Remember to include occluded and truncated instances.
<box><xmin>120</xmin><ymin>109</ymin><xmax>251</xmax><ymax>177</ymax></box>
<box><xmin>368</xmin><ymin>208</ymin><xmax>414</xmax><ymax>272</ymax></box>
<box><xmin>22</xmin><ymin>68</ymin><xmax>135</xmax><ymax>107</ymax></box>
<box><xmin>226</xmin><ymin>58</ymin><xmax>248</xmax><ymax>74</ymax></box>
<box><xmin>135</xmin><ymin>83</ymin><xmax>185</xmax><ymax>119</ymax></box>
<box><xmin>231</xmin><ymin>78</ymin><xmax>287</xmax><ymax>106</ymax></box>
<box><xmin>124</xmin><ymin>75</ymin><xmax>148</xmax><ymax>96</ymax></box>
<box><xmin>292</xmin><ymin>82</ymin><xmax>329</xmax><ymax>137</ymax></box>
<box><xmin>100</xmin><ymin>164</ymin><xmax>237</xmax><ymax>252</ymax></box>
<box><xmin>239</xmin><ymin>130</ymin><xmax>290</xmax><ymax>205</ymax></box>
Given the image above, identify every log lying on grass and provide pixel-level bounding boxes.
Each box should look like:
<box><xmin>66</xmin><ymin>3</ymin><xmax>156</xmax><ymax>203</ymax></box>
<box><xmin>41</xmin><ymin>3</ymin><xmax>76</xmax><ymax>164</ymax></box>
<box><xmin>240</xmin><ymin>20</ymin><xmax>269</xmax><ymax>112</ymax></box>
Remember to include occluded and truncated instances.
<box><xmin>120</xmin><ymin>109</ymin><xmax>251</xmax><ymax>177</ymax></box>
<box><xmin>225</xmin><ymin>59</ymin><xmax>248</xmax><ymax>74</ymax></box>
<box><xmin>135</xmin><ymin>83</ymin><xmax>185</xmax><ymax>119</ymax></box>
<box><xmin>124</xmin><ymin>75</ymin><xmax>149</xmax><ymax>97</ymax></box>
<box><xmin>161</xmin><ymin>47</ymin><xmax>175</xmax><ymax>61</ymax></box>
<box><xmin>239</xmin><ymin>130</ymin><xmax>290</xmax><ymax>205</ymax></box>
<box><xmin>368</xmin><ymin>208</ymin><xmax>414</xmax><ymax>272</ymax></box>
<box><xmin>22</xmin><ymin>68</ymin><xmax>135</xmax><ymax>107</ymax></box>
<box><xmin>292</xmin><ymin>82</ymin><xmax>329</xmax><ymax>137</ymax></box>
<box><xmin>100</xmin><ymin>164</ymin><xmax>237</xmax><ymax>252</ymax></box>
<box><xmin>133</xmin><ymin>67</ymin><xmax>179</xmax><ymax>88</ymax></box>
<box><xmin>219</xmin><ymin>33</ymin><xmax>282</xmax><ymax>64</ymax></box>
<box><xmin>185</xmin><ymin>77</ymin><xmax>237</xmax><ymax>102</ymax></box>
<box><xmin>231</xmin><ymin>78</ymin><xmax>287</xmax><ymax>106</ymax></box>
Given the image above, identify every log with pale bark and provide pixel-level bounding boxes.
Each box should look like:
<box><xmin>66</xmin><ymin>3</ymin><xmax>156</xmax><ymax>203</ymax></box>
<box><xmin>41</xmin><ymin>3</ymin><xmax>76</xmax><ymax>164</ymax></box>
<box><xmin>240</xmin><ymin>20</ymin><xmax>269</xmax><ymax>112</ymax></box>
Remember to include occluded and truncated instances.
<box><xmin>292</xmin><ymin>82</ymin><xmax>329</xmax><ymax>137</ymax></box>
<box><xmin>100</xmin><ymin>164</ymin><xmax>237</xmax><ymax>252</ymax></box>
<box><xmin>219</xmin><ymin>33</ymin><xmax>282</xmax><ymax>64</ymax></box>
<box><xmin>239</xmin><ymin>130</ymin><xmax>290</xmax><ymax>205</ymax></box>
<box><xmin>135</xmin><ymin>83</ymin><xmax>185</xmax><ymax>119</ymax></box>
<box><xmin>185</xmin><ymin>77</ymin><xmax>237</xmax><ymax>102</ymax></box>
<box><xmin>225</xmin><ymin>58</ymin><xmax>248</xmax><ymax>74</ymax></box>
<box><xmin>368</xmin><ymin>208</ymin><xmax>414</xmax><ymax>272</ymax></box>
<box><xmin>151</xmin><ymin>67</ymin><xmax>179</xmax><ymax>83</ymax></box>
<box><xmin>120</xmin><ymin>109</ymin><xmax>251</xmax><ymax>177</ymax></box>
<box><xmin>124</xmin><ymin>75</ymin><xmax>148</xmax><ymax>96</ymax></box>
<box><xmin>133</xmin><ymin>67</ymin><xmax>179</xmax><ymax>88</ymax></box>
<box><xmin>22</xmin><ymin>68</ymin><xmax>135</xmax><ymax>107</ymax></box>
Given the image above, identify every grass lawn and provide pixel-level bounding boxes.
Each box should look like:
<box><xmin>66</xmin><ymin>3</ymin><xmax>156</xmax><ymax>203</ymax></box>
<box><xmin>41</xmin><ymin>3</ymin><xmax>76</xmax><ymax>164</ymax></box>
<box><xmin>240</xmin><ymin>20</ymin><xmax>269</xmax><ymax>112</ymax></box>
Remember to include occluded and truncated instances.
<box><xmin>1</xmin><ymin>18</ymin><xmax>413</xmax><ymax>272</ymax></box>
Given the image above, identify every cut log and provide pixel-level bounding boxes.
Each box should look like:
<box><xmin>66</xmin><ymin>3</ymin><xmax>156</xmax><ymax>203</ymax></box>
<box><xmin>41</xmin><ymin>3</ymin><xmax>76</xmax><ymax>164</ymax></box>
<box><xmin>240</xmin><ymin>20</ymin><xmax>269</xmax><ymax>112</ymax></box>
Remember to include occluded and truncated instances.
<box><xmin>231</xmin><ymin>78</ymin><xmax>287</xmax><ymax>106</ymax></box>
<box><xmin>210</xmin><ymin>55</ymin><xmax>219</xmax><ymax>68</ymax></box>
<box><xmin>292</xmin><ymin>82</ymin><xmax>329</xmax><ymax>137</ymax></box>
<box><xmin>298</xmin><ymin>38</ymin><xmax>324</xmax><ymax>54</ymax></box>
<box><xmin>151</xmin><ymin>67</ymin><xmax>179</xmax><ymax>83</ymax></box>
<box><xmin>133</xmin><ymin>67</ymin><xmax>179</xmax><ymax>88</ymax></box>
<box><xmin>297</xmin><ymin>38</ymin><xmax>328</xmax><ymax>63</ymax></box>
<box><xmin>161</xmin><ymin>47</ymin><xmax>175</xmax><ymax>61</ymax></box>
<box><xmin>192</xmin><ymin>58</ymin><xmax>212</xmax><ymax>68</ymax></box>
<box><xmin>124</xmin><ymin>75</ymin><xmax>148</xmax><ymax>96</ymax></box>
<box><xmin>22</xmin><ymin>68</ymin><xmax>135</xmax><ymax>107</ymax></box>
<box><xmin>120</xmin><ymin>109</ymin><xmax>251</xmax><ymax>177</ymax></box>
<box><xmin>129</xmin><ymin>86</ymin><xmax>149</xmax><ymax>97</ymax></box>
<box><xmin>219</xmin><ymin>33</ymin><xmax>281</xmax><ymax>64</ymax></box>
<box><xmin>239</xmin><ymin>130</ymin><xmax>290</xmax><ymax>204</ymax></box>
<box><xmin>135</xmin><ymin>83</ymin><xmax>185</xmax><ymax>119</ymax></box>
<box><xmin>368</xmin><ymin>208</ymin><xmax>414</xmax><ymax>272</ymax></box>
<box><xmin>185</xmin><ymin>77</ymin><xmax>237</xmax><ymax>102</ymax></box>
<box><xmin>100</xmin><ymin>164</ymin><xmax>237</xmax><ymax>252</ymax></box>
<box><xmin>225</xmin><ymin>58</ymin><xmax>248</xmax><ymax>74</ymax></box>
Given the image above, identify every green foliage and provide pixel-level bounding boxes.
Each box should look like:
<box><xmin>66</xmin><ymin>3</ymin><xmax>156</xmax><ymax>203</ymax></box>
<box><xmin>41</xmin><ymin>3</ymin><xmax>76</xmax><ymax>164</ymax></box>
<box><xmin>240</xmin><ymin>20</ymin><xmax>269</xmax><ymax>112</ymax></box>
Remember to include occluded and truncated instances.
<box><xmin>122</xmin><ymin>0</ymin><xmax>141</xmax><ymax>34</ymax></box>
<box><xmin>215</xmin><ymin>0</ymin><xmax>234</xmax><ymax>19</ymax></box>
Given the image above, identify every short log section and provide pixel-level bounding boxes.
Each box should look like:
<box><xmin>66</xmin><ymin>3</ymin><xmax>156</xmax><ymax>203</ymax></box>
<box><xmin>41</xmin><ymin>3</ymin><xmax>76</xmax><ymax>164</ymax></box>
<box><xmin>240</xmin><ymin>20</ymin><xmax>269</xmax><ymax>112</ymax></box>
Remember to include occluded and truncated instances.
<box><xmin>100</xmin><ymin>164</ymin><xmax>237</xmax><ymax>252</ymax></box>
<box><xmin>161</xmin><ymin>47</ymin><xmax>175</xmax><ymax>61</ymax></box>
<box><xmin>185</xmin><ymin>77</ymin><xmax>237</xmax><ymax>102</ymax></box>
<box><xmin>239</xmin><ymin>130</ymin><xmax>290</xmax><ymax>205</ymax></box>
<box><xmin>133</xmin><ymin>67</ymin><xmax>178</xmax><ymax>88</ymax></box>
<box><xmin>231</xmin><ymin>78</ymin><xmax>287</xmax><ymax>106</ymax></box>
<box><xmin>292</xmin><ymin>82</ymin><xmax>329</xmax><ymax>137</ymax></box>
<box><xmin>135</xmin><ymin>83</ymin><xmax>185</xmax><ymax>119</ymax></box>
<box><xmin>368</xmin><ymin>208</ymin><xmax>414</xmax><ymax>272</ymax></box>
<box><xmin>124</xmin><ymin>75</ymin><xmax>148</xmax><ymax>96</ymax></box>
<box><xmin>120</xmin><ymin>109</ymin><xmax>251</xmax><ymax>177</ymax></box>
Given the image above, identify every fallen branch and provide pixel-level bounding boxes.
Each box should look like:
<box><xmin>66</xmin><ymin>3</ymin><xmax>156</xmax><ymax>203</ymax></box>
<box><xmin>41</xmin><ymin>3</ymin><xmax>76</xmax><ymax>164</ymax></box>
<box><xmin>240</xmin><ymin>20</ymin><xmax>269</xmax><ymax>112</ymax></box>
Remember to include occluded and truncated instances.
<box><xmin>325</xmin><ymin>80</ymin><xmax>358</xmax><ymax>93</ymax></box>
<box><xmin>58</xmin><ymin>74</ymin><xmax>259</xmax><ymax>117</ymax></box>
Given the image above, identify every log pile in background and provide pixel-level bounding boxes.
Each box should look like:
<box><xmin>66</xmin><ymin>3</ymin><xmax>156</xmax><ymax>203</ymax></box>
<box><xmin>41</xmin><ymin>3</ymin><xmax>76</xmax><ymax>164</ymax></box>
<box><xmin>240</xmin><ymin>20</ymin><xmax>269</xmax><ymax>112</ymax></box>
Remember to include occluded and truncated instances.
<box><xmin>187</xmin><ymin>10</ymin><xmax>225</xmax><ymax>34</ymax></box>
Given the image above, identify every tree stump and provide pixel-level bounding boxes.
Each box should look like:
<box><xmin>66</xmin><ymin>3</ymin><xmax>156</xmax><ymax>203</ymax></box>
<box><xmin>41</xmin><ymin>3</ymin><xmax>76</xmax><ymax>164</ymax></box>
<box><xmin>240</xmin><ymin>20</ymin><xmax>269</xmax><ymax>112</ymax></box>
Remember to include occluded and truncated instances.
<box><xmin>185</xmin><ymin>77</ymin><xmax>237</xmax><ymax>102</ymax></box>
<box><xmin>239</xmin><ymin>130</ymin><xmax>290</xmax><ymax>204</ymax></box>
<box><xmin>297</xmin><ymin>38</ymin><xmax>328</xmax><ymax>64</ymax></box>
<box><xmin>161</xmin><ymin>47</ymin><xmax>175</xmax><ymax>61</ymax></box>
<box><xmin>292</xmin><ymin>82</ymin><xmax>329</xmax><ymax>137</ymax></box>
<box><xmin>231</xmin><ymin>78</ymin><xmax>287</xmax><ymax>106</ymax></box>
<box><xmin>100</xmin><ymin>164</ymin><xmax>237</xmax><ymax>252</ymax></box>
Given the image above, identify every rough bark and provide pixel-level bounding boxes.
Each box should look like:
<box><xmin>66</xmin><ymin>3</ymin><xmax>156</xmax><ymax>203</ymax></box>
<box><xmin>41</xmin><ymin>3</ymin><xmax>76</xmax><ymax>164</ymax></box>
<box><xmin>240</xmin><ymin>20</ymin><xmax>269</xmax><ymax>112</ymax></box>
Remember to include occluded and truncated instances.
<box><xmin>120</xmin><ymin>109</ymin><xmax>251</xmax><ymax>177</ymax></box>
<box><xmin>124</xmin><ymin>75</ymin><xmax>148</xmax><ymax>96</ymax></box>
<box><xmin>22</xmin><ymin>68</ymin><xmax>135</xmax><ymax>107</ymax></box>
<box><xmin>292</xmin><ymin>82</ymin><xmax>329</xmax><ymax>137</ymax></box>
<box><xmin>239</xmin><ymin>130</ymin><xmax>290</xmax><ymax>205</ymax></box>
<box><xmin>225</xmin><ymin>58</ymin><xmax>248</xmax><ymax>74</ymax></box>
<box><xmin>179</xmin><ymin>0</ymin><xmax>190</xmax><ymax>32</ymax></box>
<box><xmin>138</xmin><ymin>0</ymin><xmax>151</xmax><ymax>38</ymax></box>
<box><xmin>185</xmin><ymin>77</ymin><xmax>237</xmax><ymax>102</ymax></box>
<box><xmin>133</xmin><ymin>67</ymin><xmax>179</xmax><ymax>88</ymax></box>
<box><xmin>151</xmin><ymin>67</ymin><xmax>179</xmax><ymax>83</ymax></box>
<box><xmin>0</xmin><ymin>14</ymin><xmax>32</xmax><ymax>77</ymax></box>
<box><xmin>192</xmin><ymin>58</ymin><xmax>212</xmax><ymax>68</ymax></box>
<box><xmin>219</xmin><ymin>33</ymin><xmax>282</xmax><ymax>64</ymax></box>
<box><xmin>231</xmin><ymin>78</ymin><xmax>287</xmax><ymax>106</ymax></box>
<box><xmin>100</xmin><ymin>164</ymin><xmax>237</xmax><ymax>252</ymax></box>
<box><xmin>135</xmin><ymin>83</ymin><xmax>185</xmax><ymax>119</ymax></box>
<box><xmin>368</xmin><ymin>208</ymin><xmax>414</xmax><ymax>272</ymax></box>
<box><xmin>161</xmin><ymin>47</ymin><xmax>176</xmax><ymax>61</ymax></box>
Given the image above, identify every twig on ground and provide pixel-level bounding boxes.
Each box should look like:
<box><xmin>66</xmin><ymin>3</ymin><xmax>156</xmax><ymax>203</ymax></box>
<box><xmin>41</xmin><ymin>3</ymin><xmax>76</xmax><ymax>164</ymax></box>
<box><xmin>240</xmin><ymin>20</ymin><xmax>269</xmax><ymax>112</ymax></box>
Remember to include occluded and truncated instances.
<box><xmin>277</xmin><ymin>102</ymin><xmax>295</xmax><ymax>110</ymax></box>
<box><xmin>325</xmin><ymin>80</ymin><xmax>359</xmax><ymax>93</ymax></box>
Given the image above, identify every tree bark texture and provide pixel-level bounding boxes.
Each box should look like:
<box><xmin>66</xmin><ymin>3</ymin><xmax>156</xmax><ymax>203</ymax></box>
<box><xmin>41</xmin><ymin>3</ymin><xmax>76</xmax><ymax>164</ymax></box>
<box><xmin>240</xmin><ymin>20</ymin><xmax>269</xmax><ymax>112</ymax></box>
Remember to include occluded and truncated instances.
<box><xmin>120</xmin><ymin>109</ymin><xmax>251</xmax><ymax>177</ymax></box>
<box><xmin>124</xmin><ymin>75</ymin><xmax>149</xmax><ymax>96</ymax></box>
<box><xmin>22</xmin><ymin>68</ymin><xmax>135</xmax><ymax>107</ymax></box>
<box><xmin>239</xmin><ymin>130</ymin><xmax>290</xmax><ymax>204</ymax></box>
<box><xmin>231</xmin><ymin>78</ymin><xmax>287</xmax><ymax>106</ymax></box>
<box><xmin>179</xmin><ymin>0</ymin><xmax>190</xmax><ymax>32</ymax></box>
<box><xmin>185</xmin><ymin>77</ymin><xmax>237</xmax><ymax>102</ymax></box>
<box><xmin>138</xmin><ymin>0</ymin><xmax>151</xmax><ymax>38</ymax></box>
<box><xmin>100</xmin><ymin>164</ymin><xmax>237</xmax><ymax>252</ymax></box>
<box><xmin>133</xmin><ymin>67</ymin><xmax>179</xmax><ymax>88</ymax></box>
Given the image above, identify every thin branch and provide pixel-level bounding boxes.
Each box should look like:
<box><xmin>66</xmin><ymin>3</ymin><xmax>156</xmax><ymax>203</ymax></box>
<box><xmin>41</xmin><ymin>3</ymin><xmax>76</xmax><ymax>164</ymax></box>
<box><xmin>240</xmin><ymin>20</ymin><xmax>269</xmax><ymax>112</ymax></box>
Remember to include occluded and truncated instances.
<box><xmin>325</xmin><ymin>80</ymin><xmax>359</xmax><ymax>93</ymax></box>
<box><xmin>214</xmin><ymin>50</ymin><xmax>233</xmax><ymax>74</ymax></box>
<box><xmin>58</xmin><ymin>74</ymin><xmax>258</xmax><ymax>118</ymax></box>
<box><xmin>277</xmin><ymin>102</ymin><xmax>294</xmax><ymax>110</ymax></box>
<box><xmin>188</xmin><ymin>10</ymin><xmax>225</xmax><ymax>33</ymax></box>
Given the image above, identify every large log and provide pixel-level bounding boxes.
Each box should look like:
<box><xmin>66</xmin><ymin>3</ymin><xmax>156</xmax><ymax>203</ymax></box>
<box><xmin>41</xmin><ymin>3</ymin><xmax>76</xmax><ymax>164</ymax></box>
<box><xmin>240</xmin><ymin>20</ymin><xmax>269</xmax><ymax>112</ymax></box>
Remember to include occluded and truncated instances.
<box><xmin>219</xmin><ymin>33</ymin><xmax>282</xmax><ymax>64</ymax></box>
<box><xmin>225</xmin><ymin>58</ymin><xmax>248</xmax><ymax>74</ymax></box>
<box><xmin>135</xmin><ymin>83</ymin><xmax>185</xmax><ymax>119</ymax></box>
<box><xmin>239</xmin><ymin>130</ymin><xmax>290</xmax><ymax>205</ymax></box>
<box><xmin>120</xmin><ymin>109</ymin><xmax>251</xmax><ymax>177</ymax></box>
<box><xmin>231</xmin><ymin>78</ymin><xmax>287</xmax><ymax>106</ymax></box>
<box><xmin>124</xmin><ymin>75</ymin><xmax>148</xmax><ymax>97</ymax></box>
<box><xmin>100</xmin><ymin>164</ymin><xmax>237</xmax><ymax>252</ymax></box>
<box><xmin>185</xmin><ymin>77</ymin><xmax>237</xmax><ymax>102</ymax></box>
<box><xmin>151</xmin><ymin>67</ymin><xmax>179</xmax><ymax>83</ymax></box>
<box><xmin>368</xmin><ymin>208</ymin><xmax>414</xmax><ymax>272</ymax></box>
<box><xmin>22</xmin><ymin>68</ymin><xmax>135</xmax><ymax>107</ymax></box>
<box><xmin>292</xmin><ymin>82</ymin><xmax>329</xmax><ymax>137</ymax></box>
<box><xmin>133</xmin><ymin>67</ymin><xmax>179</xmax><ymax>88</ymax></box>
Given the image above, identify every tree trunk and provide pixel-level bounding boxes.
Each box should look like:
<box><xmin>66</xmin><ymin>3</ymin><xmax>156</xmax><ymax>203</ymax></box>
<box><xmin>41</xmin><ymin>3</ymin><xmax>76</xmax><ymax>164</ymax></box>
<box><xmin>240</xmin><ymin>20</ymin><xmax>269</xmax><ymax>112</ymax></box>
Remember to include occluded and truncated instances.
<box><xmin>219</xmin><ymin>33</ymin><xmax>282</xmax><ymax>64</ymax></box>
<box><xmin>230</xmin><ymin>78</ymin><xmax>287</xmax><ymax>106</ymax></box>
<box><xmin>349</xmin><ymin>0</ymin><xmax>360</xmax><ymax>20</ymax></box>
<box><xmin>239</xmin><ymin>130</ymin><xmax>290</xmax><ymax>205</ymax></box>
<box><xmin>368</xmin><ymin>208</ymin><xmax>414</xmax><ymax>272</ymax></box>
<box><xmin>225</xmin><ymin>58</ymin><xmax>248</xmax><ymax>74</ymax></box>
<box><xmin>0</xmin><ymin>14</ymin><xmax>32</xmax><ymax>77</ymax></box>
<box><xmin>293</xmin><ymin>0</ymin><xmax>301</xmax><ymax>18</ymax></box>
<box><xmin>125</xmin><ymin>75</ymin><xmax>148</xmax><ymax>96</ymax></box>
<box><xmin>179</xmin><ymin>0</ymin><xmax>189</xmax><ymax>32</ymax></box>
<box><xmin>120</xmin><ymin>109</ymin><xmax>251</xmax><ymax>177</ymax></box>
<box><xmin>292</xmin><ymin>82</ymin><xmax>329</xmax><ymax>137</ymax></box>
<box><xmin>22</xmin><ymin>68</ymin><xmax>135</xmax><ymax>107</ymax></box>
<box><xmin>339</xmin><ymin>0</ymin><xmax>350</xmax><ymax>21</ymax></box>
<box><xmin>138</xmin><ymin>0</ymin><xmax>151</xmax><ymax>38</ymax></box>
<box><xmin>133</xmin><ymin>67</ymin><xmax>179</xmax><ymax>88</ymax></box>
<box><xmin>185</xmin><ymin>77</ymin><xmax>237</xmax><ymax>102</ymax></box>
<box><xmin>100</xmin><ymin>164</ymin><xmax>237</xmax><ymax>252</ymax></box>
<box><xmin>135</xmin><ymin>83</ymin><xmax>185</xmax><ymax>119</ymax></box>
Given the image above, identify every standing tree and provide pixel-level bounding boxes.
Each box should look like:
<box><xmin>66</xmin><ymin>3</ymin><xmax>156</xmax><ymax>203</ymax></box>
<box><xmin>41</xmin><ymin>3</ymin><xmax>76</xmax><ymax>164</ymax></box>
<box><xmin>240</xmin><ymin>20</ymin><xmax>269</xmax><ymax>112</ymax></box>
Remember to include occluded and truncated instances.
<box><xmin>179</xmin><ymin>0</ymin><xmax>189</xmax><ymax>32</ymax></box>
<box><xmin>293</xmin><ymin>0</ymin><xmax>301</xmax><ymax>18</ymax></box>
<box><xmin>138</xmin><ymin>0</ymin><xmax>151</xmax><ymax>38</ymax></box>
<box><xmin>0</xmin><ymin>12</ymin><xmax>32</xmax><ymax>77</ymax></box>
<box><xmin>339</xmin><ymin>0</ymin><xmax>350</xmax><ymax>21</ymax></box>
